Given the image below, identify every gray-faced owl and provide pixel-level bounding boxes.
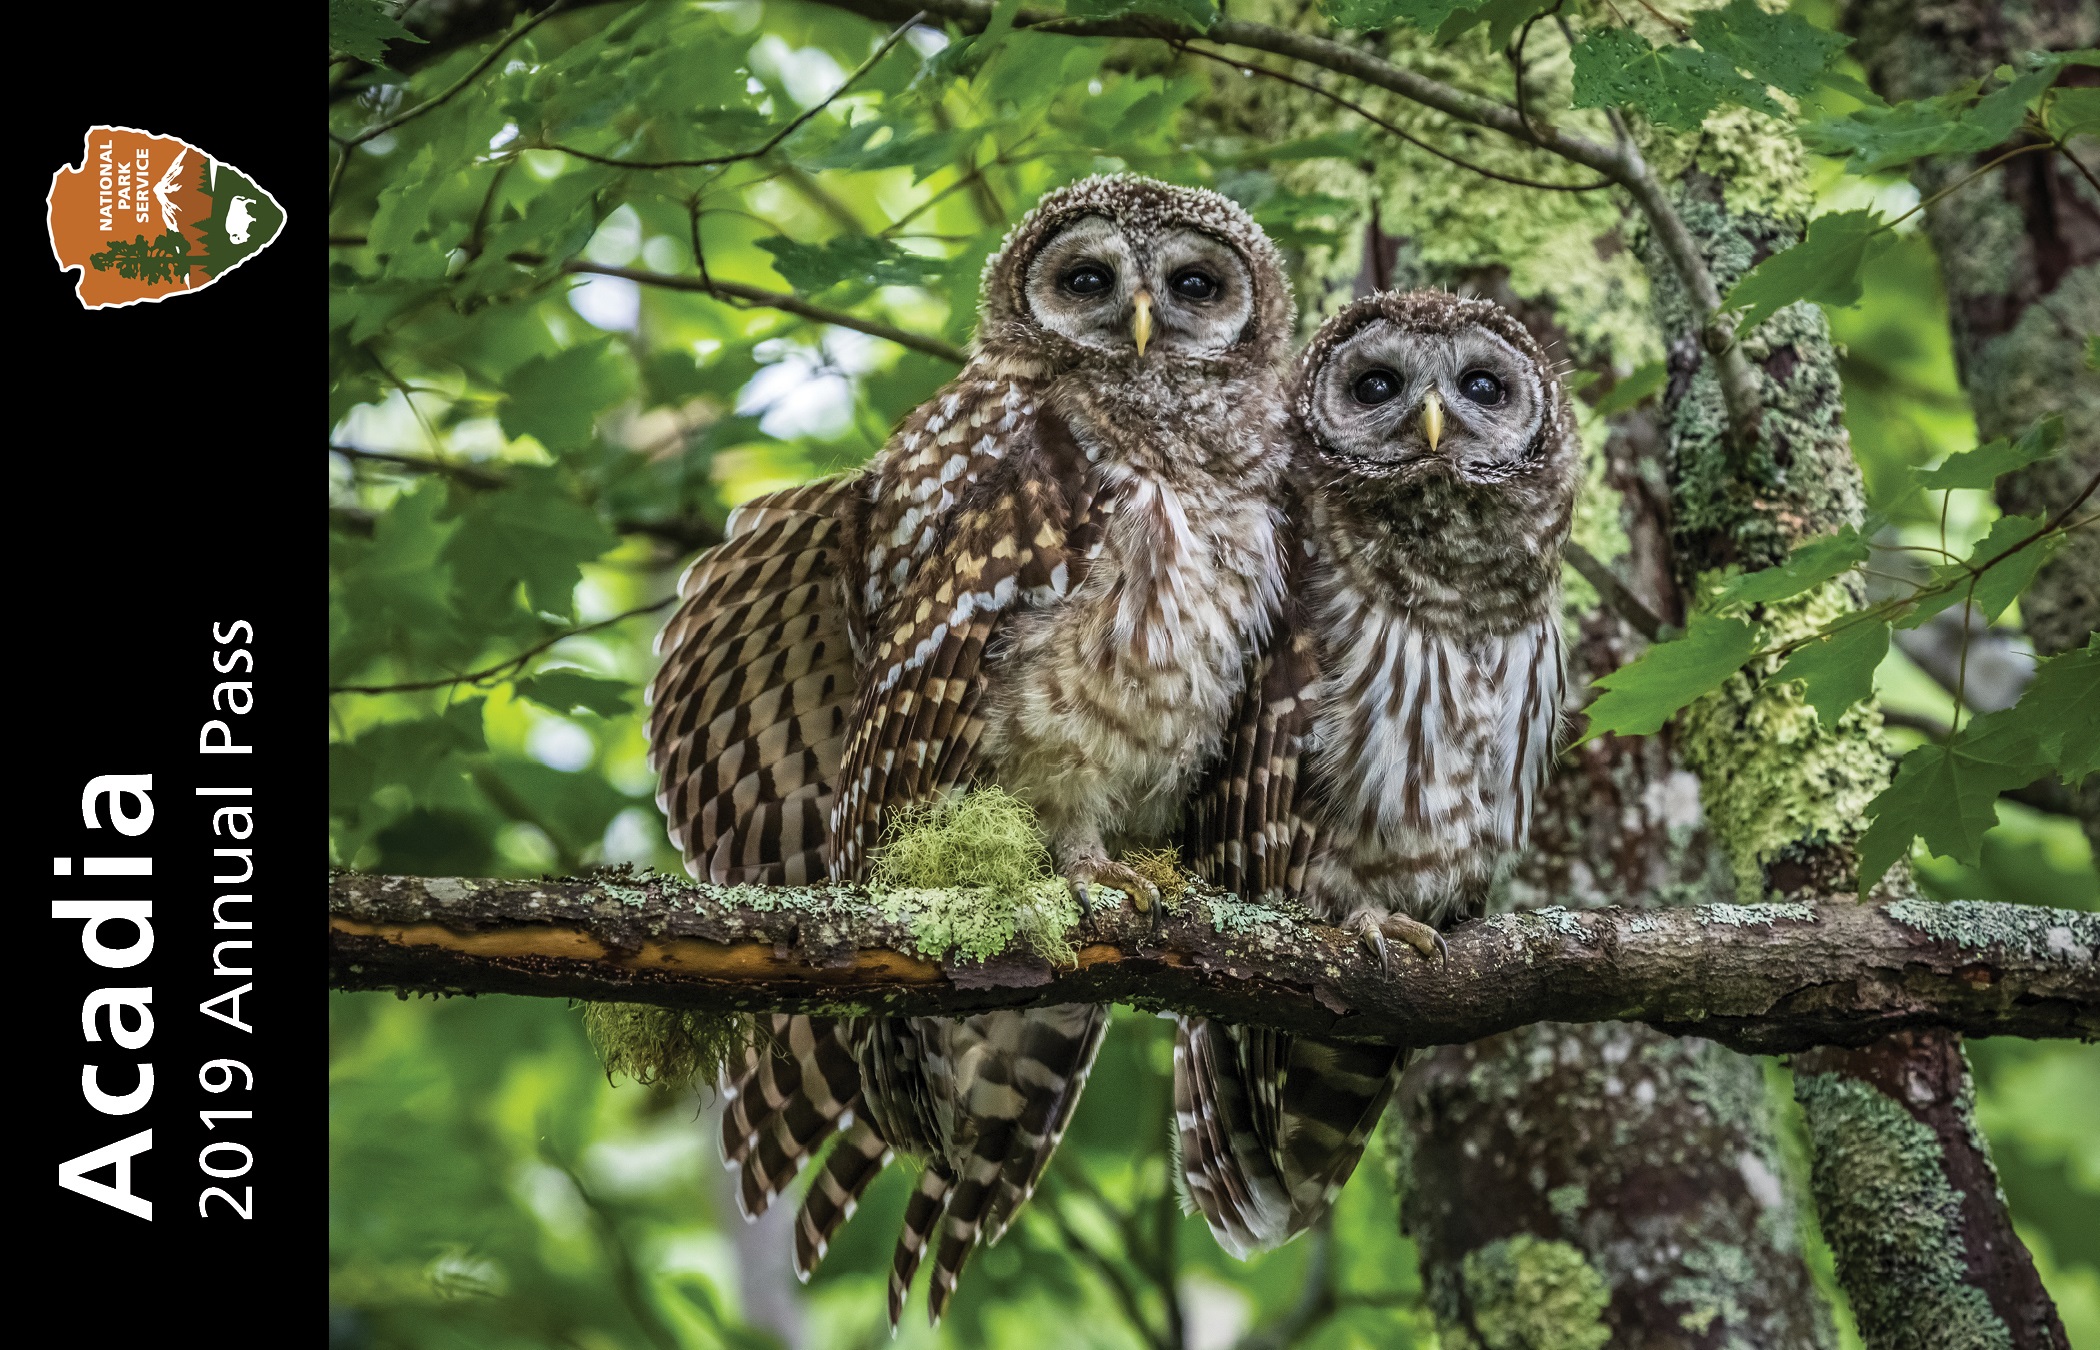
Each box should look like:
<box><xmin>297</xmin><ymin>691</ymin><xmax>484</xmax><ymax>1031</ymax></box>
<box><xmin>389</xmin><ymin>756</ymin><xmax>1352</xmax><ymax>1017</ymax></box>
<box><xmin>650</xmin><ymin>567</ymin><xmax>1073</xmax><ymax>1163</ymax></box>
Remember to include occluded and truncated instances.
<box><xmin>646</xmin><ymin>174</ymin><xmax>1298</xmax><ymax>1325</ymax></box>
<box><xmin>1173</xmin><ymin>290</ymin><xmax>1580</xmax><ymax>1257</ymax></box>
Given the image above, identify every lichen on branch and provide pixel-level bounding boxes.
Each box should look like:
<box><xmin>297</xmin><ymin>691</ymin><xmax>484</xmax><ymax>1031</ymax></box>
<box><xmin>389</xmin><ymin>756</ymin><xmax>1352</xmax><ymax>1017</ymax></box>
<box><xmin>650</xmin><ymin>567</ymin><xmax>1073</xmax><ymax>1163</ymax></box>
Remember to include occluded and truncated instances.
<box><xmin>327</xmin><ymin>870</ymin><xmax>2100</xmax><ymax>1054</ymax></box>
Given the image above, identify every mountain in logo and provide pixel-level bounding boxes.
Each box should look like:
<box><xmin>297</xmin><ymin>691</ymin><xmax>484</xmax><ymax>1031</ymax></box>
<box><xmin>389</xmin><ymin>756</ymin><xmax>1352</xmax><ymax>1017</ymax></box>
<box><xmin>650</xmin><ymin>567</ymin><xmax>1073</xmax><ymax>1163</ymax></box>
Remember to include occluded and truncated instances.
<box><xmin>46</xmin><ymin>127</ymin><xmax>286</xmax><ymax>310</ymax></box>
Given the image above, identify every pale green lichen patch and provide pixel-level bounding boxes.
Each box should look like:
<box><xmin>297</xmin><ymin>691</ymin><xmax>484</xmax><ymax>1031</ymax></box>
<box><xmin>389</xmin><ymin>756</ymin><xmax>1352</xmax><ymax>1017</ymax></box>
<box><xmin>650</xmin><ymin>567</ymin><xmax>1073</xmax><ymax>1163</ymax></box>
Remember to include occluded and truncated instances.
<box><xmin>1676</xmin><ymin>584</ymin><xmax>1891</xmax><ymax>901</ymax></box>
<box><xmin>1450</xmin><ymin>1234</ymin><xmax>1613</xmax><ymax>1350</ymax></box>
<box><xmin>1887</xmin><ymin>898</ymin><xmax>2098</xmax><ymax>963</ymax></box>
<box><xmin>1205</xmin><ymin>890</ymin><xmax>1303</xmax><ymax>939</ymax></box>
<box><xmin>1547</xmin><ymin>1184</ymin><xmax>1588</xmax><ymax>1224</ymax></box>
<box><xmin>580</xmin><ymin>1002</ymin><xmax>751</xmax><ymax>1092</ymax></box>
<box><xmin>600</xmin><ymin>883</ymin><xmax>651</xmax><ymax>907</ymax></box>
<box><xmin>1663</xmin><ymin>1241</ymin><xmax>1755</xmax><ymax>1338</ymax></box>
<box><xmin>1697</xmin><ymin>901</ymin><xmax>1816</xmax><ymax>927</ymax></box>
<box><xmin>868</xmin><ymin>789</ymin><xmax>1079</xmax><ymax>966</ymax></box>
<box><xmin>1793</xmin><ymin>1071</ymin><xmax>2014</xmax><ymax>1350</ymax></box>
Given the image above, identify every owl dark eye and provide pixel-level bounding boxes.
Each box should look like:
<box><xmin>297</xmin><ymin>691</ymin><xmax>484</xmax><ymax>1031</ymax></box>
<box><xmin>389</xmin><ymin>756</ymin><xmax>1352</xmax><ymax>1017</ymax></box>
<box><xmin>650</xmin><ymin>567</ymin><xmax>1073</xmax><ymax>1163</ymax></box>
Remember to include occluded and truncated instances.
<box><xmin>1352</xmin><ymin>369</ymin><xmax>1402</xmax><ymax>405</ymax></box>
<box><xmin>1169</xmin><ymin>268</ymin><xmax>1219</xmax><ymax>300</ymax></box>
<box><xmin>1063</xmin><ymin>263</ymin><xmax>1114</xmax><ymax>296</ymax></box>
<box><xmin>1458</xmin><ymin>369</ymin><xmax>1506</xmax><ymax>405</ymax></box>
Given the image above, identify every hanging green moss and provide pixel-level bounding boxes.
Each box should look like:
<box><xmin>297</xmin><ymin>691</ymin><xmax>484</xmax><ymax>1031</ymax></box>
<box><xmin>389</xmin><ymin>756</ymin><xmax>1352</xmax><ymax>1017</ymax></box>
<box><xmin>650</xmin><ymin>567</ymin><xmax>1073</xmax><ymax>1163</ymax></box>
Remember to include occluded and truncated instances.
<box><xmin>869</xmin><ymin>788</ymin><xmax>1080</xmax><ymax>966</ymax></box>
<box><xmin>579</xmin><ymin>1002</ymin><xmax>752</xmax><ymax>1092</ymax></box>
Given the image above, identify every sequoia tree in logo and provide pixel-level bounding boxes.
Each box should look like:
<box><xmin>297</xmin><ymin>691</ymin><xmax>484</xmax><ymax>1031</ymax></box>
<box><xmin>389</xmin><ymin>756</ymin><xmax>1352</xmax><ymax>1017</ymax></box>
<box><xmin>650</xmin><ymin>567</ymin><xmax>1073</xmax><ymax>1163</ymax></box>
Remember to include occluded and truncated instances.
<box><xmin>46</xmin><ymin>127</ymin><xmax>285</xmax><ymax>309</ymax></box>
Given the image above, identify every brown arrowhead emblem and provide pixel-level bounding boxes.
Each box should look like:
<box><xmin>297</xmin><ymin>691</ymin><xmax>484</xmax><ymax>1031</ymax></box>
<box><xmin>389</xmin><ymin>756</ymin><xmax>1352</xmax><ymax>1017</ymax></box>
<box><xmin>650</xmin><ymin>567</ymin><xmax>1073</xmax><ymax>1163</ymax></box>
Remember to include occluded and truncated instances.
<box><xmin>46</xmin><ymin>126</ymin><xmax>286</xmax><ymax>310</ymax></box>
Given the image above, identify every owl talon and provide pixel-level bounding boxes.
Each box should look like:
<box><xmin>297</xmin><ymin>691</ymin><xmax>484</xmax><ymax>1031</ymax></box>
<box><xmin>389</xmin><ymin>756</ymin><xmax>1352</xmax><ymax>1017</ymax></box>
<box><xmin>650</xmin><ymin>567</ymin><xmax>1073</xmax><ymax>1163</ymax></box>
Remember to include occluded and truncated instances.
<box><xmin>1064</xmin><ymin>857</ymin><xmax>1161</xmax><ymax>922</ymax></box>
<box><xmin>1352</xmin><ymin>912</ymin><xmax>1446</xmax><ymax>976</ymax></box>
<box><xmin>1381</xmin><ymin>914</ymin><xmax>1448</xmax><ymax>966</ymax></box>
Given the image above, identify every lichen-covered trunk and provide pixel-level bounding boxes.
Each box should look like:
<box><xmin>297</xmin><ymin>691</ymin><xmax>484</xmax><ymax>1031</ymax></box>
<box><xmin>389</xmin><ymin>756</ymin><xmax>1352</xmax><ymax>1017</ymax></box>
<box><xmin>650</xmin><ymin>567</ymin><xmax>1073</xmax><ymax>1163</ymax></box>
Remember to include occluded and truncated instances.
<box><xmin>1395</xmin><ymin>1023</ymin><xmax>1832</xmax><ymax>1350</ymax></box>
<box><xmin>1638</xmin><ymin>139</ymin><xmax>2069</xmax><ymax>1350</ymax></box>
<box><xmin>1842</xmin><ymin>0</ymin><xmax>2100</xmax><ymax>854</ymax></box>
<box><xmin>1190</xmin><ymin>10</ymin><xmax>1836</xmax><ymax>1343</ymax></box>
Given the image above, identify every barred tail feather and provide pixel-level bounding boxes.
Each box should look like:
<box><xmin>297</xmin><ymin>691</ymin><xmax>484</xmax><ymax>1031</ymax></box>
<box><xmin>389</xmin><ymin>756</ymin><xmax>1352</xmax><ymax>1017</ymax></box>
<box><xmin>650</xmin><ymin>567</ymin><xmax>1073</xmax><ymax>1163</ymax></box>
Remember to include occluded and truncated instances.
<box><xmin>1172</xmin><ymin>1019</ymin><xmax>1401</xmax><ymax>1257</ymax></box>
<box><xmin>927</xmin><ymin>1005</ymin><xmax>1108</xmax><ymax>1326</ymax></box>
<box><xmin>793</xmin><ymin>1119</ymin><xmax>892</xmax><ymax>1282</ymax></box>
<box><xmin>718</xmin><ymin>1016</ymin><xmax>864</xmax><ymax>1220</ymax></box>
<box><xmin>1173</xmin><ymin>1015</ymin><xmax>1290</xmax><ymax>1259</ymax></box>
<box><xmin>1270</xmin><ymin>1033</ymin><xmax>1403</xmax><ymax>1235</ymax></box>
<box><xmin>890</xmin><ymin>1165</ymin><xmax>953</xmax><ymax>1330</ymax></box>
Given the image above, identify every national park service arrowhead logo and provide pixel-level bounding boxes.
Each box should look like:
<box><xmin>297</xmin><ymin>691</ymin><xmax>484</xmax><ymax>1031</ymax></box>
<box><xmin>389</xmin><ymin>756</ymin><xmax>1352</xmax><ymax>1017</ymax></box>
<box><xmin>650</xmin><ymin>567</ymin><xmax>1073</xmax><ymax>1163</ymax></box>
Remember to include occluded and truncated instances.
<box><xmin>46</xmin><ymin>127</ymin><xmax>286</xmax><ymax>309</ymax></box>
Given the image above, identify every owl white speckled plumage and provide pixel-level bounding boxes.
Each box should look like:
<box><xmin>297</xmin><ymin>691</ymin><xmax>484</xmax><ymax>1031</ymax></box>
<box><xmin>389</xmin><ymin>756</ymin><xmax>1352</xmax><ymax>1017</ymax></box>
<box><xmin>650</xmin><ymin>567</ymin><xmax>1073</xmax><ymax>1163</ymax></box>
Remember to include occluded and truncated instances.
<box><xmin>1174</xmin><ymin>291</ymin><xmax>1581</xmax><ymax>1259</ymax></box>
<box><xmin>646</xmin><ymin>174</ymin><xmax>1298</xmax><ymax>1327</ymax></box>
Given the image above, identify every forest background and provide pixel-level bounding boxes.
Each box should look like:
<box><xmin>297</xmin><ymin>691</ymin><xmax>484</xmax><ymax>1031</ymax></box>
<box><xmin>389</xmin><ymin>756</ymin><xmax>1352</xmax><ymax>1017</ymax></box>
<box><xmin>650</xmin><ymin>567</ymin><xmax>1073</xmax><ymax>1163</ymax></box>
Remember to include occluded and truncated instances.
<box><xmin>327</xmin><ymin>0</ymin><xmax>2099</xmax><ymax>1346</ymax></box>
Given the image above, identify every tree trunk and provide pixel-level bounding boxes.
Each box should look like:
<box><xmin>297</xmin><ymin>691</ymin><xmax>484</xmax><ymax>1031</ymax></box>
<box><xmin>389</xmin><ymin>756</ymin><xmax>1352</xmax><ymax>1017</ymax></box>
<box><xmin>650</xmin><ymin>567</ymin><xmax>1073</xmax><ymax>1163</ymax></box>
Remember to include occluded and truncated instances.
<box><xmin>1842</xmin><ymin>0</ymin><xmax>2100</xmax><ymax>854</ymax></box>
<box><xmin>1636</xmin><ymin>109</ymin><xmax>2071</xmax><ymax>1350</ymax></box>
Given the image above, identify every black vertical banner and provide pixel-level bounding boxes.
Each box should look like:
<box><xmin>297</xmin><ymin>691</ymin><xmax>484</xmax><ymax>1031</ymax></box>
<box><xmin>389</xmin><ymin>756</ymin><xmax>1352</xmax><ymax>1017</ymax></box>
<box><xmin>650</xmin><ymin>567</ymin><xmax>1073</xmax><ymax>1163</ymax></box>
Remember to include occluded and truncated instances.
<box><xmin>31</xmin><ymin>13</ymin><xmax>306</xmax><ymax>1297</ymax></box>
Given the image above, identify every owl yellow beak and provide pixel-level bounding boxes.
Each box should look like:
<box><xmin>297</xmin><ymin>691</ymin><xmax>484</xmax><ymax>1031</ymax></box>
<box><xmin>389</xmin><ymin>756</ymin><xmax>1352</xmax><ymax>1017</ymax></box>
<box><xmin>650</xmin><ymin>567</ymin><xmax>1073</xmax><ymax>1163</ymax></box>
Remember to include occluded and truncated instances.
<box><xmin>1421</xmin><ymin>390</ymin><xmax>1444</xmax><ymax>453</ymax></box>
<box><xmin>1132</xmin><ymin>289</ymin><xmax>1154</xmax><ymax>357</ymax></box>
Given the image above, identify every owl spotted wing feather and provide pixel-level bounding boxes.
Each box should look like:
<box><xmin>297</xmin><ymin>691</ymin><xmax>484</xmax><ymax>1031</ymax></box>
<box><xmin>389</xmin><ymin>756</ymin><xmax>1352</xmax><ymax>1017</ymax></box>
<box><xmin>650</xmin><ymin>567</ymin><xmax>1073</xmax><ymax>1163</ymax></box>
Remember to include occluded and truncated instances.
<box><xmin>648</xmin><ymin>478</ymin><xmax>862</xmax><ymax>884</ymax></box>
<box><xmin>1173</xmin><ymin>563</ymin><xmax>1401</xmax><ymax>1257</ymax></box>
<box><xmin>830</xmin><ymin>398</ymin><xmax>1100</xmax><ymax>877</ymax></box>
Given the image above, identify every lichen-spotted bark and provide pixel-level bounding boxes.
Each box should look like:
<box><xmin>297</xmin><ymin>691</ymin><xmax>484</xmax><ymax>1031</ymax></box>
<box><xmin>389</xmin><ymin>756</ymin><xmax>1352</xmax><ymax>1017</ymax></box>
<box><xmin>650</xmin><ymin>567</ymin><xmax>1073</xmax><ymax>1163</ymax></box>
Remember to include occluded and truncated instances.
<box><xmin>1794</xmin><ymin>1032</ymin><xmax>2068</xmax><ymax>1349</ymax></box>
<box><xmin>1394</xmin><ymin>1023</ymin><xmax>1833</xmax><ymax>1349</ymax></box>
<box><xmin>1632</xmin><ymin>63</ymin><xmax>2066</xmax><ymax>1350</ymax></box>
<box><xmin>1191</xmin><ymin>11</ymin><xmax>1834</xmax><ymax>1343</ymax></box>
<box><xmin>1842</xmin><ymin>0</ymin><xmax>2100</xmax><ymax>854</ymax></box>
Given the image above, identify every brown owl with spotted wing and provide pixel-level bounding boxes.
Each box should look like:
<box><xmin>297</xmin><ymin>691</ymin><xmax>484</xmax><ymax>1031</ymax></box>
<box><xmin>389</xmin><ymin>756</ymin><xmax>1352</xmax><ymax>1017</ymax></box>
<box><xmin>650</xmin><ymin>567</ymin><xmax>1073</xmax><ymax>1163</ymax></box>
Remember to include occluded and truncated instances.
<box><xmin>646</xmin><ymin>174</ymin><xmax>1298</xmax><ymax>1326</ymax></box>
<box><xmin>1174</xmin><ymin>291</ymin><xmax>1580</xmax><ymax>1257</ymax></box>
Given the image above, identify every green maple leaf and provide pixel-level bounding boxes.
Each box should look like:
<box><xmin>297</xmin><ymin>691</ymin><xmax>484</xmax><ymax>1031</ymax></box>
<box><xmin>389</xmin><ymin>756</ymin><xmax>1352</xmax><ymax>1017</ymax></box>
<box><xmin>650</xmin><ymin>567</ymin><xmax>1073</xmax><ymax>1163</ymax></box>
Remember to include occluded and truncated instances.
<box><xmin>1965</xmin><ymin>638</ymin><xmax>2100</xmax><ymax>783</ymax></box>
<box><xmin>1900</xmin><ymin>515</ymin><xmax>2060</xmax><ymax>630</ymax></box>
<box><xmin>1687</xmin><ymin>0</ymin><xmax>1847</xmax><ymax>98</ymax></box>
<box><xmin>501</xmin><ymin>341</ymin><xmax>636</xmax><ymax>453</ymax></box>
<box><xmin>1913</xmin><ymin>417</ymin><xmax>2062</xmax><ymax>490</ymax></box>
<box><xmin>1724</xmin><ymin>211</ymin><xmax>1896</xmax><ymax>333</ymax></box>
<box><xmin>758</xmin><ymin>235</ymin><xmax>947</xmax><ymax>292</ymax></box>
<box><xmin>1857</xmin><ymin>732</ymin><xmax>2044</xmax><ymax>892</ymax></box>
<box><xmin>515</xmin><ymin>670</ymin><xmax>635</xmax><ymax>718</ymax></box>
<box><xmin>443</xmin><ymin>469</ymin><xmax>618</xmax><ymax>619</ymax></box>
<box><xmin>1576</xmin><ymin>613</ymin><xmax>1762</xmax><ymax>743</ymax></box>
<box><xmin>1708</xmin><ymin>524</ymin><xmax>1871</xmax><ymax>611</ymax></box>
<box><xmin>1773</xmin><ymin>620</ymin><xmax>1888</xmax><ymax>724</ymax></box>
<box><xmin>1571</xmin><ymin>27</ymin><xmax>1722</xmax><ymax>132</ymax></box>
<box><xmin>330</xmin><ymin>0</ymin><xmax>425</xmax><ymax>67</ymax></box>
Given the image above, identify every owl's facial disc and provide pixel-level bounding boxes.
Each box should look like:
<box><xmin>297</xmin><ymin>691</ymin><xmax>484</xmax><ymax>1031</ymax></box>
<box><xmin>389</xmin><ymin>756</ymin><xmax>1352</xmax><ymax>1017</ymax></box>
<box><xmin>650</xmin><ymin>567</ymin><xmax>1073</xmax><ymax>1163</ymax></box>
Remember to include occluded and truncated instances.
<box><xmin>1310</xmin><ymin>321</ymin><xmax>1545</xmax><ymax>482</ymax></box>
<box><xmin>1023</xmin><ymin>215</ymin><xmax>1256</xmax><ymax>360</ymax></box>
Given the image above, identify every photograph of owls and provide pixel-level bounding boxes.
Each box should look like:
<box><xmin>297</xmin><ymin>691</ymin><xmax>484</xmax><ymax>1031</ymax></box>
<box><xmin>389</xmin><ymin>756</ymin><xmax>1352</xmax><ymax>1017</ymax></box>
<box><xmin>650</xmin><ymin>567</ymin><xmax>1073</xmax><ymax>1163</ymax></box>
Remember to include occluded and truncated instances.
<box><xmin>1175</xmin><ymin>291</ymin><xmax>1582</xmax><ymax>1259</ymax></box>
<box><xmin>645</xmin><ymin>173</ymin><xmax>1300</xmax><ymax>1327</ymax></box>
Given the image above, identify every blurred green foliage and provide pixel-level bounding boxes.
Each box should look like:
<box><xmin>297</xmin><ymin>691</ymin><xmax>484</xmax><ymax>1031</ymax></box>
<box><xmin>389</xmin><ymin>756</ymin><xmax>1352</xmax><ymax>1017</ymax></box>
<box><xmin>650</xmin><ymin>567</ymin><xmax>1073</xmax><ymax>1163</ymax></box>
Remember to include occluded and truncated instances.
<box><xmin>329</xmin><ymin>1</ymin><xmax>2097</xmax><ymax>1345</ymax></box>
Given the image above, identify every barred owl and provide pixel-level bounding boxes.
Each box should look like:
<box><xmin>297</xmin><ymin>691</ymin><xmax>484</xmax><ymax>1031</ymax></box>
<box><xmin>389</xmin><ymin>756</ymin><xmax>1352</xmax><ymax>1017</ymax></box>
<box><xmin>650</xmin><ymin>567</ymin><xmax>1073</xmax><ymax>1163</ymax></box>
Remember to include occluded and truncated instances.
<box><xmin>1175</xmin><ymin>291</ymin><xmax>1580</xmax><ymax>1257</ymax></box>
<box><xmin>647</xmin><ymin>175</ymin><xmax>1297</xmax><ymax>1324</ymax></box>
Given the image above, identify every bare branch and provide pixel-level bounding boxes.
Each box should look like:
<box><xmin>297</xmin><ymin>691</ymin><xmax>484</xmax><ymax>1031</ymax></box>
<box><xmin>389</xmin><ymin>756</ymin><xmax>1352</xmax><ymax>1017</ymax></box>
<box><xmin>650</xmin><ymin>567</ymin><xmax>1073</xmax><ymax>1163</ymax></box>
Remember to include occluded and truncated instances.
<box><xmin>328</xmin><ymin>871</ymin><xmax>2100</xmax><ymax>1054</ymax></box>
<box><xmin>538</xmin><ymin>12</ymin><xmax>927</xmax><ymax>170</ymax></box>
<box><xmin>1564</xmin><ymin>540</ymin><xmax>1668</xmax><ymax>641</ymax></box>
<box><xmin>327</xmin><ymin>599</ymin><xmax>674</xmax><ymax>696</ymax></box>
<box><xmin>533</xmin><ymin>256</ymin><xmax>968</xmax><ymax>363</ymax></box>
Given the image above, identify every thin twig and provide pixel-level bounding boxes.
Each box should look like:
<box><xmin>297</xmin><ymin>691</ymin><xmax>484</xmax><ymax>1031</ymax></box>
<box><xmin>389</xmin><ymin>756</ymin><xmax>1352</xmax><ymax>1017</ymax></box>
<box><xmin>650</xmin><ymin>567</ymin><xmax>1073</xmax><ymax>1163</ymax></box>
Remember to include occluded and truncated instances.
<box><xmin>327</xmin><ymin>598</ymin><xmax>675</xmax><ymax>696</ymax></box>
<box><xmin>1565</xmin><ymin>541</ymin><xmax>1668</xmax><ymax>640</ymax></box>
<box><xmin>1178</xmin><ymin>43</ymin><xmax>1612</xmax><ymax>193</ymax></box>
<box><xmin>332</xmin><ymin>443</ymin><xmax>509</xmax><ymax>488</ymax></box>
<box><xmin>335</xmin><ymin>1</ymin><xmax>568</xmax><ymax>150</ymax></box>
<box><xmin>539</xmin><ymin>12</ymin><xmax>926</xmax><ymax>170</ymax></box>
<box><xmin>544</xmin><ymin>256</ymin><xmax>968</xmax><ymax>362</ymax></box>
<box><xmin>1035</xmin><ymin>1190</ymin><xmax>1173</xmax><ymax>1350</ymax></box>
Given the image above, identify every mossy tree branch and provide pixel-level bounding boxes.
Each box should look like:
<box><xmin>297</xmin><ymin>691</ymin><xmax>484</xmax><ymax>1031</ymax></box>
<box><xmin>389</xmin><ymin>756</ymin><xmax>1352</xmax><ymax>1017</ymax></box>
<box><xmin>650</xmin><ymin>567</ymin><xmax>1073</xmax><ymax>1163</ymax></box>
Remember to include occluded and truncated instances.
<box><xmin>328</xmin><ymin>872</ymin><xmax>2099</xmax><ymax>1054</ymax></box>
